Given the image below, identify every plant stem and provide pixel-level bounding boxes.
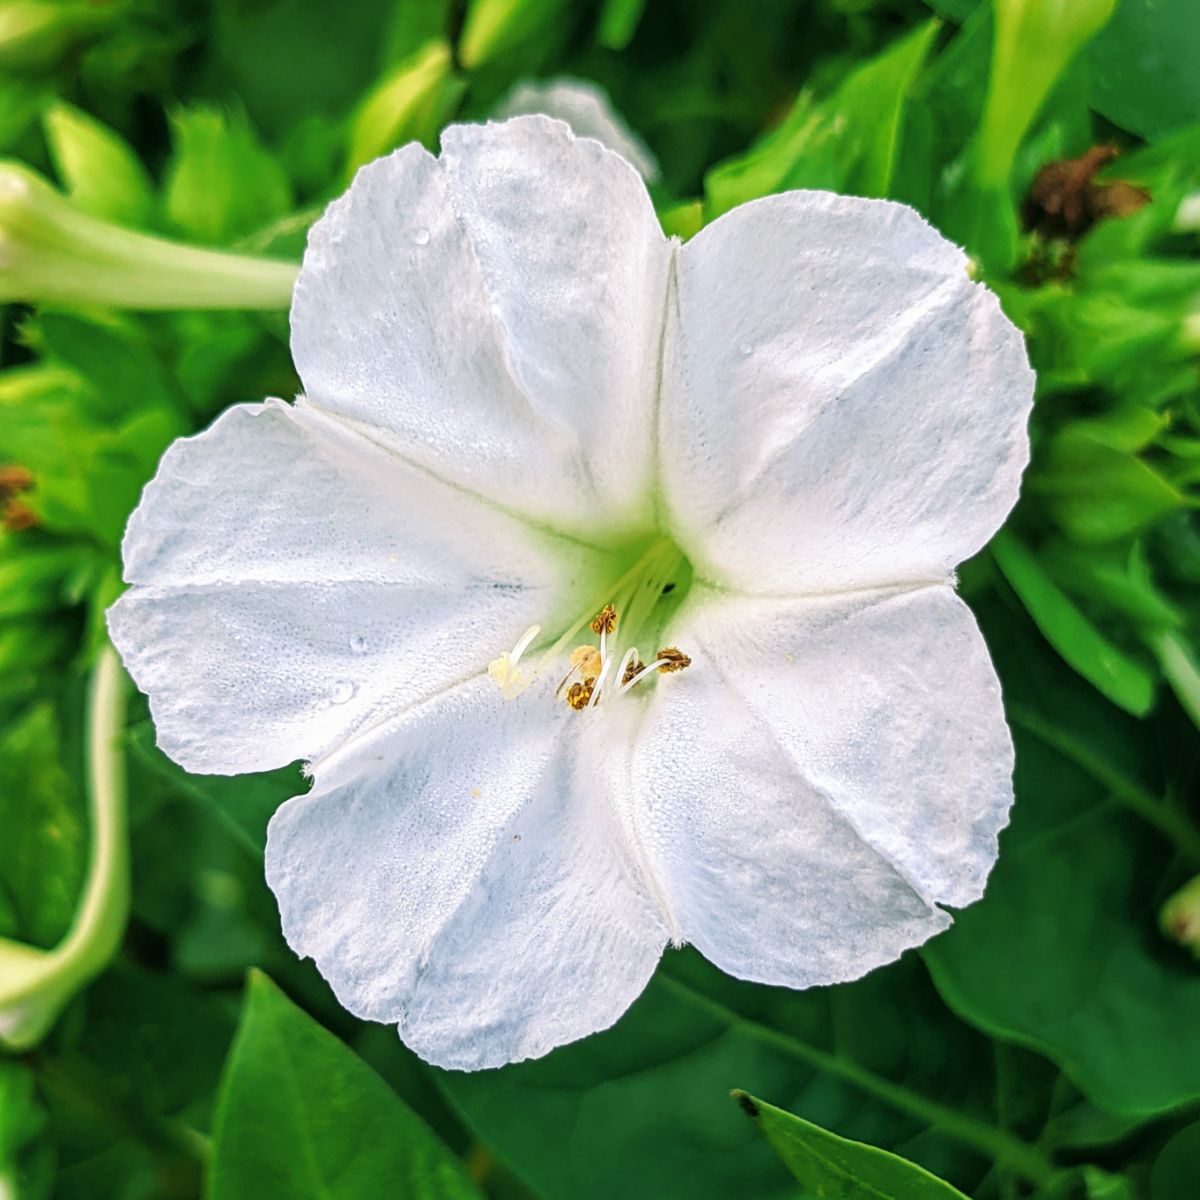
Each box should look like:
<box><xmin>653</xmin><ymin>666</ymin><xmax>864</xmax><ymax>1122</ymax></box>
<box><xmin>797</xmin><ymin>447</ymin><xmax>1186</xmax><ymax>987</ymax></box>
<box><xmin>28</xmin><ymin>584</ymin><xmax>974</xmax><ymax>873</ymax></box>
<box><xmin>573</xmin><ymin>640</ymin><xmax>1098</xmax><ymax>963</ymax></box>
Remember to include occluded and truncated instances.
<box><xmin>0</xmin><ymin>644</ymin><xmax>129</xmax><ymax>1048</ymax></box>
<box><xmin>1008</xmin><ymin>703</ymin><xmax>1200</xmax><ymax>867</ymax></box>
<box><xmin>656</xmin><ymin>972</ymin><xmax>1060</xmax><ymax>1189</ymax></box>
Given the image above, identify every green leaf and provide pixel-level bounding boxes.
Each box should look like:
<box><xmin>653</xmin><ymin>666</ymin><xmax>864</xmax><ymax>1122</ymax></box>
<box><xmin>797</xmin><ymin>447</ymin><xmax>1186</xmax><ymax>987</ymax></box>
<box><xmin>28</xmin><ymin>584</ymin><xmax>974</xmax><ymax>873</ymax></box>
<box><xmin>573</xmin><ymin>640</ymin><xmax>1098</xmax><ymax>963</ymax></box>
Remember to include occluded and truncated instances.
<box><xmin>76</xmin><ymin>963</ymin><xmax>237</xmax><ymax>1124</ymax></box>
<box><xmin>924</xmin><ymin>597</ymin><xmax>1200</xmax><ymax>1117</ymax></box>
<box><xmin>1041</xmin><ymin>539</ymin><xmax>1180</xmax><ymax>632</ymax></box>
<box><xmin>1151</xmin><ymin>1119</ymin><xmax>1200</xmax><ymax>1200</ymax></box>
<box><xmin>162</xmin><ymin>107</ymin><xmax>292</xmax><ymax>246</ymax></box>
<box><xmin>734</xmin><ymin>1091</ymin><xmax>971</xmax><ymax>1200</ymax></box>
<box><xmin>42</xmin><ymin>102</ymin><xmax>155</xmax><ymax>227</ymax></box>
<box><xmin>0</xmin><ymin>547</ymin><xmax>78</xmax><ymax>622</ymax></box>
<box><xmin>0</xmin><ymin>616</ymin><xmax>72</xmax><ymax>712</ymax></box>
<box><xmin>0</xmin><ymin>1059</ymin><xmax>50</xmax><ymax>1200</ymax></box>
<box><xmin>33</xmin><ymin>311</ymin><xmax>177</xmax><ymax>421</ymax></box>
<box><xmin>991</xmin><ymin>530</ymin><xmax>1156</xmax><ymax>716</ymax></box>
<box><xmin>440</xmin><ymin>954</ymin><xmax>1020</xmax><ymax>1200</ymax></box>
<box><xmin>1151</xmin><ymin>630</ymin><xmax>1200</xmax><ymax>732</ymax></box>
<box><xmin>1089</xmin><ymin>1</ymin><xmax>1200</xmax><ymax>139</ymax></box>
<box><xmin>0</xmin><ymin>704</ymin><xmax>85</xmax><ymax>950</ymax></box>
<box><xmin>126</xmin><ymin>720</ymin><xmax>296</xmax><ymax>856</ymax></box>
<box><xmin>202</xmin><ymin>0</ymin><xmax>398</xmax><ymax>139</ymax></box>
<box><xmin>705</xmin><ymin>20</ymin><xmax>939</xmax><ymax>217</ymax></box>
<box><xmin>1064</xmin><ymin>406</ymin><xmax>1167</xmax><ymax>454</ymax></box>
<box><xmin>209</xmin><ymin>971</ymin><xmax>483</xmax><ymax>1199</ymax></box>
<box><xmin>926</xmin><ymin>0</ymin><xmax>1198</xmax><ymax>142</ymax></box>
<box><xmin>1033</xmin><ymin>432</ymin><xmax>1186</xmax><ymax>544</ymax></box>
<box><xmin>975</xmin><ymin>0</ymin><xmax>1117</xmax><ymax>188</ymax></box>
<box><xmin>1082</xmin><ymin>1167</ymin><xmax>1136</xmax><ymax>1200</ymax></box>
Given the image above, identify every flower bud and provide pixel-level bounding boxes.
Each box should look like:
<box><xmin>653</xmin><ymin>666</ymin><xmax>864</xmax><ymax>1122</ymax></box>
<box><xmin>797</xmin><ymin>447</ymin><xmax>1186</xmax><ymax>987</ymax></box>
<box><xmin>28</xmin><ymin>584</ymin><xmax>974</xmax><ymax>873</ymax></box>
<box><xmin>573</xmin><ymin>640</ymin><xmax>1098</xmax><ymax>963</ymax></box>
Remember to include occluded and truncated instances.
<box><xmin>0</xmin><ymin>0</ymin><xmax>113</xmax><ymax>71</ymax></box>
<box><xmin>1161</xmin><ymin>874</ymin><xmax>1200</xmax><ymax>959</ymax></box>
<box><xmin>0</xmin><ymin>160</ymin><xmax>297</xmax><ymax>310</ymax></box>
<box><xmin>459</xmin><ymin>0</ymin><xmax>572</xmax><ymax>69</ymax></box>
<box><xmin>346</xmin><ymin>40</ymin><xmax>460</xmax><ymax>175</ymax></box>
<box><xmin>43</xmin><ymin>101</ymin><xmax>155</xmax><ymax>226</ymax></box>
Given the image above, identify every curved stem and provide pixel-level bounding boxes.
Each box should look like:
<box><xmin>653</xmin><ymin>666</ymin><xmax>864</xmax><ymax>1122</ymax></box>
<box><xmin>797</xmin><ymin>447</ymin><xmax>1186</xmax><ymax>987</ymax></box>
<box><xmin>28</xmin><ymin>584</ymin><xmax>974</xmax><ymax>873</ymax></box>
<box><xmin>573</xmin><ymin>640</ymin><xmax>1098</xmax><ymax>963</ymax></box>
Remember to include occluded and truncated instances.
<box><xmin>656</xmin><ymin>972</ymin><xmax>1060</xmax><ymax>1189</ymax></box>
<box><xmin>0</xmin><ymin>645</ymin><xmax>129</xmax><ymax>1048</ymax></box>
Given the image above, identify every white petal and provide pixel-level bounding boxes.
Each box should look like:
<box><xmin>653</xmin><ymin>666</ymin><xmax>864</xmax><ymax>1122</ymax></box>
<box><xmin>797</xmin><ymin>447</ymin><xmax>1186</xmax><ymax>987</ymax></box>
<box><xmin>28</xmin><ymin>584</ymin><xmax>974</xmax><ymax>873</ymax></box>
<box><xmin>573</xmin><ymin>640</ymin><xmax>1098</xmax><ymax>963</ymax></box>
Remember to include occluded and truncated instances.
<box><xmin>265</xmin><ymin>676</ymin><xmax>669</xmax><ymax>1070</ymax></box>
<box><xmin>660</xmin><ymin>191</ymin><xmax>1034</xmax><ymax>593</ymax></box>
<box><xmin>108</xmin><ymin>400</ymin><xmax>614</xmax><ymax>775</ymax></box>
<box><xmin>495</xmin><ymin>78</ymin><xmax>660</xmax><ymax>182</ymax></box>
<box><xmin>290</xmin><ymin>115</ymin><xmax>672</xmax><ymax>541</ymax></box>
<box><xmin>632</xmin><ymin>583</ymin><xmax>1013</xmax><ymax>986</ymax></box>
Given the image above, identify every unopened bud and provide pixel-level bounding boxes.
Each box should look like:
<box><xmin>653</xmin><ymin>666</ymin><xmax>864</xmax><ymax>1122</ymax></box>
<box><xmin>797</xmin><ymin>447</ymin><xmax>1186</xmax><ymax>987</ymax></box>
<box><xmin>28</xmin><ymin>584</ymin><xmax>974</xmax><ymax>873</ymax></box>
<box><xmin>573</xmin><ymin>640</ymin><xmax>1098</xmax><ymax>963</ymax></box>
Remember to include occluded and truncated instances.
<box><xmin>1161</xmin><ymin>875</ymin><xmax>1200</xmax><ymax>958</ymax></box>
<box><xmin>346</xmin><ymin>41</ymin><xmax>459</xmax><ymax>176</ymax></box>
<box><xmin>43</xmin><ymin>101</ymin><xmax>155</xmax><ymax>226</ymax></box>
<box><xmin>0</xmin><ymin>0</ymin><xmax>113</xmax><ymax>72</ymax></box>
<box><xmin>0</xmin><ymin>160</ymin><xmax>297</xmax><ymax>310</ymax></box>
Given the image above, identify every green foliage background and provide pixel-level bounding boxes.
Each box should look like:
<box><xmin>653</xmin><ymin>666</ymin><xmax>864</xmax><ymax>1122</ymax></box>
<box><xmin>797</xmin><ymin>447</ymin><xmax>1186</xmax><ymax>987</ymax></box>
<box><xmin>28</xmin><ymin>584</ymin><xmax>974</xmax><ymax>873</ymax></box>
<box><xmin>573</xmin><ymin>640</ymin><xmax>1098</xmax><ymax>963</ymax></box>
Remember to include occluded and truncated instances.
<box><xmin>2</xmin><ymin>0</ymin><xmax>1199</xmax><ymax>1197</ymax></box>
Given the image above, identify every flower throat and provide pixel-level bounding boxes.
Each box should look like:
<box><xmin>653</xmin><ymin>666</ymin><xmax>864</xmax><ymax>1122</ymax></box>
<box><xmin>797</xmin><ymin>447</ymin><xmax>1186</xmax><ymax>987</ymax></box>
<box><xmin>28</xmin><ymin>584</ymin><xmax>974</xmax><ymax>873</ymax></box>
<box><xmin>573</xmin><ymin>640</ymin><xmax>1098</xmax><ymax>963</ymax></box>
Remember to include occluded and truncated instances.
<box><xmin>488</xmin><ymin>536</ymin><xmax>693</xmax><ymax>712</ymax></box>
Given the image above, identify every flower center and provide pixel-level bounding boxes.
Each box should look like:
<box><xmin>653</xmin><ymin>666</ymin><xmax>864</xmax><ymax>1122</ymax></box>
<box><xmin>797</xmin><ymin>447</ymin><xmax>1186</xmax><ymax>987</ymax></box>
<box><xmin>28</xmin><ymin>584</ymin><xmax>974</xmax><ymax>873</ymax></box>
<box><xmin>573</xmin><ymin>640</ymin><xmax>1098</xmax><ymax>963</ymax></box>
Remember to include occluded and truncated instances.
<box><xmin>488</xmin><ymin>536</ymin><xmax>693</xmax><ymax>711</ymax></box>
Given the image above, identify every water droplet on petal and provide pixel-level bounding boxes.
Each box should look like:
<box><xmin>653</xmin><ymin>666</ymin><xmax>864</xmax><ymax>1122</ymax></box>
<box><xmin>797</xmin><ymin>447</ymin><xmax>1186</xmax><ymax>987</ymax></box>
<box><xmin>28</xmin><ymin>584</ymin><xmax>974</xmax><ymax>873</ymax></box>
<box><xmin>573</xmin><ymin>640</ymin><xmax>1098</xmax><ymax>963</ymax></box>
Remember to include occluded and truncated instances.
<box><xmin>330</xmin><ymin>680</ymin><xmax>356</xmax><ymax>705</ymax></box>
<box><xmin>350</xmin><ymin>635</ymin><xmax>368</xmax><ymax>654</ymax></box>
<box><xmin>738</xmin><ymin>342</ymin><xmax>753</xmax><ymax>357</ymax></box>
<box><xmin>412</xmin><ymin>227</ymin><xmax>430</xmax><ymax>246</ymax></box>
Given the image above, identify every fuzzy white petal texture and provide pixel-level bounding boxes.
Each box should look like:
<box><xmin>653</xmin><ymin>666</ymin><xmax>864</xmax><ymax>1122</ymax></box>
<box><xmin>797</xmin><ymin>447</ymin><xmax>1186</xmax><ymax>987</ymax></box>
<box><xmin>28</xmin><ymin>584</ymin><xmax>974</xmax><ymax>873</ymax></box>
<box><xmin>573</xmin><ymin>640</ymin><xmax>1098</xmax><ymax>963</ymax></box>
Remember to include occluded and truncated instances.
<box><xmin>108</xmin><ymin>400</ymin><xmax>613</xmax><ymax>776</ymax></box>
<box><xmin>660</xmin><ymin>190</ymin><xmax>1034</xmax><ymax>594</ymax></box>
<box><xmin>290</xmin><ymin>115</ymin><xmax>672</xmax><ymax>542</ymax></box>
<box><xmin>495</xmin><ymin>78</ymin><xmax>660</xmax><ymax>182</ymax></box>
<box><xmin>265</xmin><ymin>676</ymin><xmax>669</xmax><ymax>1070</ymax></box>
<box><xmin>631</xmin><ymin>583</ymin><xmax>1014</xmax><ymax>985</ymax></box>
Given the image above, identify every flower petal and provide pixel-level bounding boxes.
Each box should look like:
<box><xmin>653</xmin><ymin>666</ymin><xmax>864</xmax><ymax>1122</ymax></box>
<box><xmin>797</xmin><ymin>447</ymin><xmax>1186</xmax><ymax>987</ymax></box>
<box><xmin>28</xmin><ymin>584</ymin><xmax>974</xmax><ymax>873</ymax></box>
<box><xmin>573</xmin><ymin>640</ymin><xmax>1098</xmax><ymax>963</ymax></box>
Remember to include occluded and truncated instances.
<box><xmin>495</xmin><ymin>78</ymin><xmax>660</xmax><ymax>182</ymax></box>
<box><xmin>265</xmin><ymin>676</ymin><xmax>669</xmax><ymax>1069</ymax></box>
<box><xmin>108</xmin><ymin>400</ymin><xmax>613</xmax><ymax>775</ymax></box>
<box><xmin>290</xmin><ymin>115</ymin><xmax>672</xmax><ymax>541</ymax></box>
<box><xmin>632</xmin><ymin>583</ymin><xmax>1013</xmax><ymax>986</ymax></box>
<box><xmin>661</xmin><ymin>191</ymin><xmax>1034</xmax><ymax>593</ymax></box>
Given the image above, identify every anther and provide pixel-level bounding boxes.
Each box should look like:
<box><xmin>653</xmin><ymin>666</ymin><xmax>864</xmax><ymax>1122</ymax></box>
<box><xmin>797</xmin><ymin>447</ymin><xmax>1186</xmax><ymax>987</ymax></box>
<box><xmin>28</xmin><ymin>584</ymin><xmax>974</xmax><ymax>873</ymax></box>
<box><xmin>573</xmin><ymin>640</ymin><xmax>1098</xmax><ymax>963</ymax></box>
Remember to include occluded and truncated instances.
<box><xmin>655</xmin><ymin>647</ymin><xmax>691</xmax><ymax>673</ymax></box>
<box><xmin>488</xmin><ymin>623</ymin><xmax>541</xmax><ymax>699</ymax></box>
<box><xmin>621</xmin><ymin>655</ymin><xmax>645</xmax><ymax>685</ymax></box>
<box><xmin>590</xmin><ymin>604</ymin><xmax>618</xmax><ymax>636</ymax></box>
<box><xmin>566</xmin><ymin>678</ymin><xmax>595</xmax><ymax>710</ymax></box>
<box><xmin>569</xmin><ymin>645</ymin><xmax>602</xmax><ymax>678</ymax></box>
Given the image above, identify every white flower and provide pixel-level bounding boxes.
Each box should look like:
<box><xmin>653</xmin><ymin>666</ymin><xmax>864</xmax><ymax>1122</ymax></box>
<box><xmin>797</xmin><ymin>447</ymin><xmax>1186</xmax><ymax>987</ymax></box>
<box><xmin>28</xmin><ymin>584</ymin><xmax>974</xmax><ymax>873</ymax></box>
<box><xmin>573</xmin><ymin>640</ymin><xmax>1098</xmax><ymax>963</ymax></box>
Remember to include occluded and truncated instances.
<box><xmin>495</xmin><ymin>77</ymin><xmax>659</xmax><ymax>182</ymax></box>
<box><xmin>108</xmin><ymin>116</ymin><xmax>1034</xmax><ymax>1071</ymax></box>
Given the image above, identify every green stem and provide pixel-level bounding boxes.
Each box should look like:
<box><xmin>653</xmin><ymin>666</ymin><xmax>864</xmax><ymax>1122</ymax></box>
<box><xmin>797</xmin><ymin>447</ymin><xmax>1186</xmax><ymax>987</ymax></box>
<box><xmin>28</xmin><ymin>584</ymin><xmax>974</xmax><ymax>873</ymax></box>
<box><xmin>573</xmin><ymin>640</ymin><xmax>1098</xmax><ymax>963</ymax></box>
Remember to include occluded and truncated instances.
<box><xmin>656</xmin><ymin>973</ymin><xmax>1060</xmax><ymax>1189</ymax></box>
<box><xmin>0</xmin><ymin>645</ymin><xmax>129</xmax><ymax>1048</ymax></box>
<box><xmin>1008</xmin><ymin>703</ymin><xmax>1200</xmax><ymax>867</ymax></box>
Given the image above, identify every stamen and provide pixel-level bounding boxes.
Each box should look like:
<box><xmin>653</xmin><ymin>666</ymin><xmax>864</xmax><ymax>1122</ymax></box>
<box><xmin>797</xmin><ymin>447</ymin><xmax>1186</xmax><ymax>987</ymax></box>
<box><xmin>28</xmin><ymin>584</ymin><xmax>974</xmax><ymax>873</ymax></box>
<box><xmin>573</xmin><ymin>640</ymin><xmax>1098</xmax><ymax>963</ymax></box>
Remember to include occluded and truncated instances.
<box><xmin>587</xmin><ymin>652</ymin><xmax>613</xmax><ymax>709</ymax></box>
<box><xmin>618</xmin><ymin>647</ymin><xmax>691</xmax><ymax>695</ymax></box>
<box><xmin>620</xmin><ymin>650</ymin><xmax>644</xmax><ymax>686</ymax></box>
<box><xmin>487</xmin><ymin>538</ymin><xmax>693</xmax><ymax>712</ymax></box>
<box><xmin>570</xmin><ymin>645</ymin><xmax>602</xmax><ymax>676</ymax></box>
<box><xmin>655</xmin><ymin>647</ymin><xmax>692</xmax><ymax>673</ymax></box>
<box><xmin>556</xmin><ymin>645</ymin><xmax>602</xmax><ymax>700</ymax></box>
<box><xmin>487</xmin><ymin>623</ymin><xmax>541</xmax><ymax>699</ymax></box>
